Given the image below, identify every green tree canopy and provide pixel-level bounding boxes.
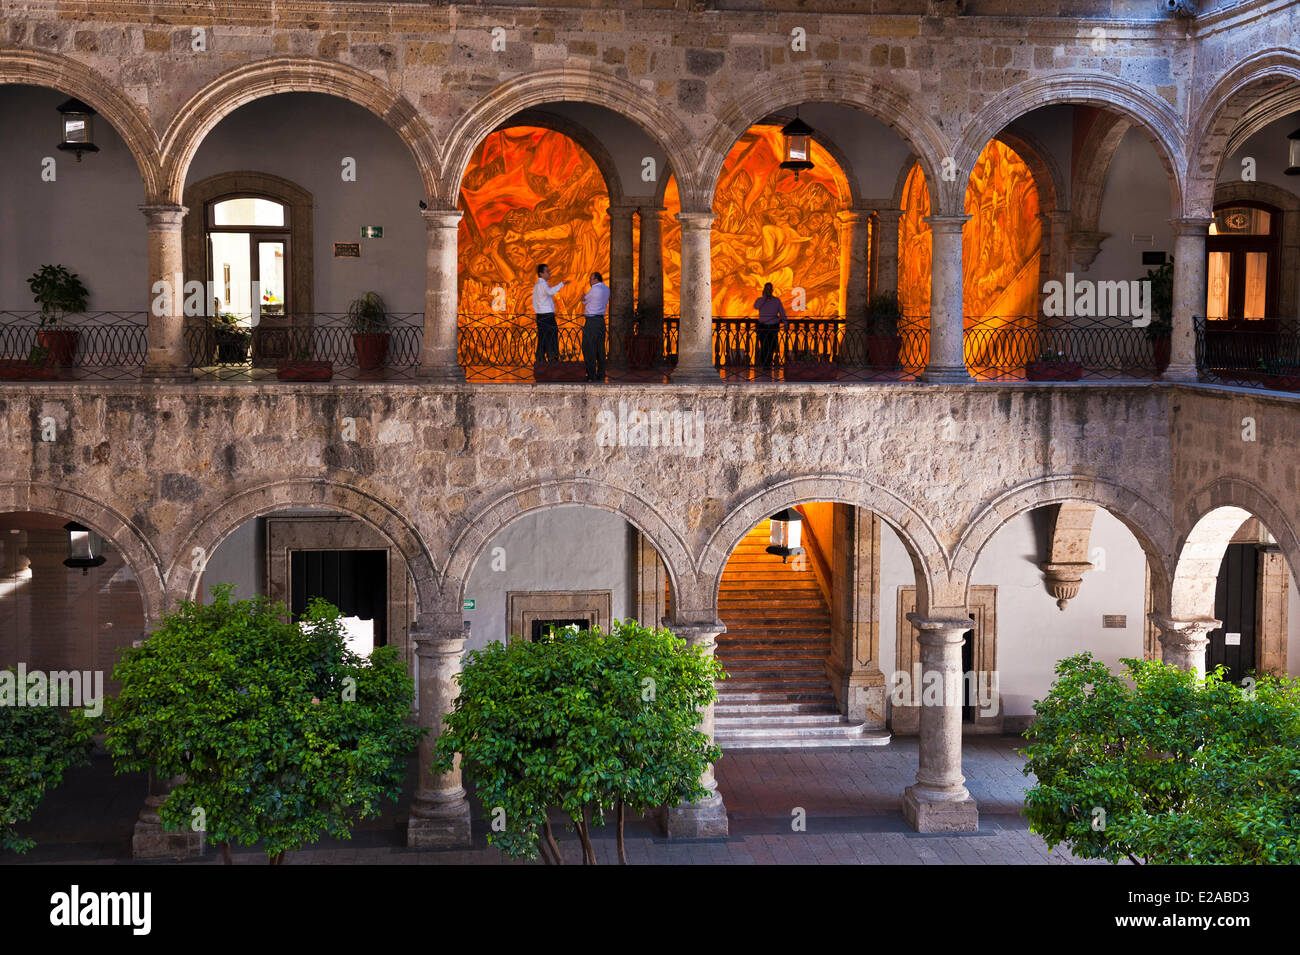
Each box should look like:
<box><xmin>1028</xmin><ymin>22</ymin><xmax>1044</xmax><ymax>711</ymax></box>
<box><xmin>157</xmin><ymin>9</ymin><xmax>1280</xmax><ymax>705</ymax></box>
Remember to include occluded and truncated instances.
<box><xmin>105</xmin><ymin>586</ymin><xmax>423</xmax><ymax>863</ymax></box>
<box><xmin>433</xmin><ymin>620</ymin><xmax>725</xmax><ymax>864</ymax></box>
<box><xmin>1022</xmin><ymin>653</ymin><xmax>1300</xmax><ymax>865</ymax></box>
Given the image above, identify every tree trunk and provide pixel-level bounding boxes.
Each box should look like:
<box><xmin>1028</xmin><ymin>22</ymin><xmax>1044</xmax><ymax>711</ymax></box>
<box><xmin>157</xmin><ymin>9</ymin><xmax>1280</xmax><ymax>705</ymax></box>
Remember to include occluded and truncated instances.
<box><xmin>577</xmin><ymin>807</ymin><xmax>597</xmax><ymax>865</ymax></box>
<box><xmin>220</xmin><ymin>842</ymin><xmax>232</xmax><ymax>866</ymax></box>
<box><xmin>269</xmin><ymin>850</ymin><xmax>286</xmax><ymax>865</ymax></box>
<box><xmin>617</xmin><ymin>800</ymin><xmax>627</xmax><ymax>865</ymax></box>
<box><xmin>542</xmin><ymin>817</ymin><xmax>563</xmax><ymax>866</ymax></box>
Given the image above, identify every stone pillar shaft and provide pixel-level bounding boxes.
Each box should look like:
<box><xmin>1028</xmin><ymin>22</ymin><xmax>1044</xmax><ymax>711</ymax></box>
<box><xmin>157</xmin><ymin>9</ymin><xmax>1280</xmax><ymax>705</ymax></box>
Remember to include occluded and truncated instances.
<box><xmin>1165</xmin><ymin>217</ymin><xmax>1213</xmax><ymax>382</ymax></box>
<box><xmin>873</xmin><ymin>209</ymin><xmax>903</xmax><ymax>297</ymax></box>
<box><xmin>608</xmin><ymin>203</ymin><xmax>637</xmax><ymax>361</ymax></box>
<box><xmin>140</xmin><ymin>203</ymin><xmax>192</xmax><ymax>381</ymax></box>
<box><xmin>673</xmin><ymin>212</ymin><xmax>717</xmax><ymax>382</ymax></box>
<box><xmin>419</xmin><ymin>208</ymin><xmax>464</xmax><ymax>382</ymax></box>
<box><xmin>838</xmin><ymin>210</ymin><xmax>872</xmax><ymax>328</ymax></box>
<box><xmin>1149</xmin><ymin>612</ymin><xmax>1216</xmax><ymax>680</ymax></box>
<box><xmin>407</xmin><ymin>623</ymin><xmax>472</xmax><ymax>847</ymax></box>
<box><xmin>921</xmin><ymin>214</ymin><xmax>971</xmax><ymax>382</ymax></box>
<box><xmin>637</xmin><ymin>205</ymin><xmax>665</xmax><ymax>321</ymax></box>
<box><xmin>664</xmin><ymin>621</ymin><xmax>728</xmax><ymax>838</ymax></box>
<box><xmin>902</xmin><ymin>613</ymin><xmax>978</xmax><ymax>832</ymax></box>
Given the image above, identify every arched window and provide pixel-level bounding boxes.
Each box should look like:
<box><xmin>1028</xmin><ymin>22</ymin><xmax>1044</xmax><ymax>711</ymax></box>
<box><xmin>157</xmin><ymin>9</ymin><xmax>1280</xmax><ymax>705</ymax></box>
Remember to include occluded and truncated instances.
<box><xmin>206</xmin><ymin>195</ymin><xmax>291</xmax><ymax>323</ymax></box>
<box><xmin>1207</xmin><ymin>201</ymin><xmax>1281</xmax><ymax>319</ymax></box>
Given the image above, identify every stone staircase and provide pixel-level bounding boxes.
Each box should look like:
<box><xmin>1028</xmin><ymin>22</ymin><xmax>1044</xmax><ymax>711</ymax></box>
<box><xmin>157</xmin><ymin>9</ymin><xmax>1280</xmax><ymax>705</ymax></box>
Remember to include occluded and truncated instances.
<box><xmin>714</xmin><ymin>522</ymin><xmax>889</xmax><ymax>749</ymax></box>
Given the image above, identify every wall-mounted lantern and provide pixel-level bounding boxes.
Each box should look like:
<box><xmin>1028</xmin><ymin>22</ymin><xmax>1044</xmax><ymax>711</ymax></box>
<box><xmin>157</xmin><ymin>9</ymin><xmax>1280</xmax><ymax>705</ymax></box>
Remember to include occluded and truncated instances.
<box><xmin>779</xmin><ymin>116</ymin><xmax>815</xmax><ymax>179</ymax></box>
<box><xmin>765</xmin><ymin>509</ymin><xmax>805</xmax><ymax>563</ymax></box>
<box><xmin>63</xmin><ymin>521</ymin><xmax>106</xmax><ymax>574</ymax></box>
<box><xmin>1286</xmin><ymin>128</ymin><xmax>1300</xmax><ymax>176</ymax></box>
<box><xmin>57</xmin><ymin>98</ymin><xmax>99</xmax><ymax>162</ymax></box>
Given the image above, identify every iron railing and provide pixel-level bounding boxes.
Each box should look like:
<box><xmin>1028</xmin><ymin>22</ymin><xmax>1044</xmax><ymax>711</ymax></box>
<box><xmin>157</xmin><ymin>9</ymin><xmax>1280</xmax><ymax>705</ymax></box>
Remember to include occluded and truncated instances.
<box><xmin>0</xmin><ymin>311</ymin><xmax>148</xmax><ymax>381</ymax></box>
<box><xmin>185</xmin><ymin>313</ymin><xmax>423</xmax><ymax>381</ymax></box>
<box><xmin>963</xmin><ymin>314</ymin><xmax>1168</xmax><ymax>381</ymax></box>
<box><xmin>1195</xmin><ymin>317</ymin><xmax>1300</xmax><ymax>392</ymax></box>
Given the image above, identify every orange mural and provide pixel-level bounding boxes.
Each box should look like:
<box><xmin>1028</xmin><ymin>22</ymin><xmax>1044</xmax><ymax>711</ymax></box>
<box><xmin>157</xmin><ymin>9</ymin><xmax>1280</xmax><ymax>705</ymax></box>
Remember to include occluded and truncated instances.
<box><xmin>897</xmin><ymin>139</ymin><xmax>1041</xmax><ymax>323</ymax></box>
<box><xmin>663</xmin><ymin>125</ymin><xmax>852</xmax><ymax>317</ymax></box>
<box><xmin>458</xmin><ymin>127</ymin><xmax>609</xmax><ymax>319</ymax></box>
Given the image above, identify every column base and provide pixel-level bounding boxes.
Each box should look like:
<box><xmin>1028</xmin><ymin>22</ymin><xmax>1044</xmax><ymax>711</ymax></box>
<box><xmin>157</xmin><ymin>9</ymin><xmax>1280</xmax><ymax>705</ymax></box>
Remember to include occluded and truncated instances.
<box><xmin>140</xmin><ymin>364</ymin><xmax>194</xmax><ymax>383</ymax></box>
<box><xmin>670</xmin><ymin>362</ymin><xmax>722</xmax><ymax>384</ymax></box>
<box><xmin>415</xmin><ymin>364</ymin><xmax>467</xmax><ymax>384</ymax></box>
<box><xmin>902</xmin><ymin>784</ymin><xmax>979</xmax><ymax>833</ymax></box>
<box><xmin>663</xmin><ymin>791</ymin><xmax>729</xmax><ymax>839</ymax></box>
<box><xmin>407</xmin><ymin>794</ymin><xmax>473</xmax><ymax>848</ymax></box>
<box><xmin>132</xmin><ymin>819</ymin><xmax>205</xmax><ymax>860</ymax></box>
<box><xmin>1159</xmin><ymin>362</ymin><xmax>1199</xmax><ymax>382</ymax></box>
<box><xmin>919</xmin><ymin>365</ymin><xmax>972</xmax><ymax>384</ymax></box>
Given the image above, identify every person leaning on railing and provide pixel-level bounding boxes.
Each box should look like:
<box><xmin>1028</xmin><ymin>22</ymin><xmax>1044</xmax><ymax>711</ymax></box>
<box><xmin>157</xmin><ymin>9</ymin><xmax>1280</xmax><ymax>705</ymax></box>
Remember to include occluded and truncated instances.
<box><xmin>754</xmin><ymin>282</ymin><xmax>787</xmax><ymax>368</ymax></box>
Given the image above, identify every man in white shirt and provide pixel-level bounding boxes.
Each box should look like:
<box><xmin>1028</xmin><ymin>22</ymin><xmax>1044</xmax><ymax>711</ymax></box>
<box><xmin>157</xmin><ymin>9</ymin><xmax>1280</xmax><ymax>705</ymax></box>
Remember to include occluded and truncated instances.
<box><xmin>581</xmin><ymin>272</ymin><xmax>610</xmax><ymax>381</ymax></box>
<box><xmin>532</xmin><ymin>263</ymin><xmax>564</xmax><ymax>363</ymax></box>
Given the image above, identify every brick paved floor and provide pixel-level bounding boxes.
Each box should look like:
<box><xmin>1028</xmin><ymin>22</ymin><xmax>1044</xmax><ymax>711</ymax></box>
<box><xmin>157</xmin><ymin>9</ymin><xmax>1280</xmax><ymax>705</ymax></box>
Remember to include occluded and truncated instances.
<box><xmin>8</xmin><ymin>735</ymin><xmax>1098</xmax><ymax>865</ymax></box>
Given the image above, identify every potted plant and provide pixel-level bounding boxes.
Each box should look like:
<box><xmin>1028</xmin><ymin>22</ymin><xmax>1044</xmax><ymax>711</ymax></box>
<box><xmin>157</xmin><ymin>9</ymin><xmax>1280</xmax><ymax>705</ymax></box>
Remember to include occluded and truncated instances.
<box><xmin>0</xmin><ymin>344</ymin><xmax>58</xmax><ymax>380</ymax></box>
<box><xmin>348</xmin><ymin>291</ymin><xmax>389</xmax><ymax>372</ymax></box>
<box><xmin>1026</xmin><ymin>347</ymin><xmax>1083</xmax><ymax>381</ymax></box>
<box><xmin>864</xmin><ymin>291</ymin><xmax>903</xmax><ymax>369</ymax></box>
<box><xmin>26</xmin><ymin>264</ymin><xmax>88</xmax><ymax>366</ymax></box>
<box><xmin>1257</xmin><ymin>357</ymin><xmax>1300</xmax><ymax>392</ymax></box>
<box><xmin>783</xmin><ymin>346</ymin><xmax>841</xmax><ymax>381</ymax></box>
<box><xmin>1145</xmin><ymin>258</ymin><xmax>1174</xmax><ymax>373</ymax></box>
<box><xmin>626</xmin><ymin>304</ymin><xmax>662</xmax><ymax>369</ymax></box>
<box><xmin>213</xmin><ymin>312</ymin><xmax>252</xmax><ymax>365</ymax></box>
<box><xmin>276</xmin><ymin>335</ymin><xmax>332</xmax><ymax>381</ymax></box>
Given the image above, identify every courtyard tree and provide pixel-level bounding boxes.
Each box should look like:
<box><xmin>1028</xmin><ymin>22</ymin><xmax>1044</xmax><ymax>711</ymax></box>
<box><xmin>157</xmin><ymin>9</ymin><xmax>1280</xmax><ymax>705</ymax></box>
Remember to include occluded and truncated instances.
<box><xmin>0</xmin><ymin>681</ymin><xmax>96</xmax><ymax>853</ymax></box>
<box><xmin>433</xmin><ymin>620</ymin><xmax>724</xmax><ymax>864</ymax></box>
<box><xmin>106</xmin><ymin>586</ymin><xmax>423</xmax><ymax>864</ymax></box>
<box><xmin>1021</xmin><ymin>652</ymin><xmax>1300</xmax><ymax>865</ymax></box>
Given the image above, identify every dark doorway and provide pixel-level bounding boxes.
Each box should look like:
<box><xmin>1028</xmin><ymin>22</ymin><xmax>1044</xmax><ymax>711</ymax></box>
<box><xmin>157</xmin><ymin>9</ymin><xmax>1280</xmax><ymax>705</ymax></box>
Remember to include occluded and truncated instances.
<box><xmin>530</xmin><ymin>617</ymin><xmax>588</xmax><ymax>642</ymax></box>
<box><xmin>961</xmin><ymin>614</ymin><xmax>976</xmax><ymax>723</ymax></box>
<box><xmin>1208</xmin><ymin>542</ymin><xmax>1258</xmax><ymax>683</ymax></box>
<box><xmin>290</xmin><ymin>549</ymin><xmax>387</xmax><ymax>647</ymax></box>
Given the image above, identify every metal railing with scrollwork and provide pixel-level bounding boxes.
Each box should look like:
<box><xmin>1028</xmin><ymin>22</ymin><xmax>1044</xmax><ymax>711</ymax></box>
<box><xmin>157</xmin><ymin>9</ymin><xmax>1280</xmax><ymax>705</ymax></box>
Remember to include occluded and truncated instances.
<box><xmin>962</xmin><ymin>314</ymin><xmax>1168</xmax><ymax>380</ymax></box>
<box><xmin>1195</xmin><ymin>317</ymin><xmax>1300</xmax><ymax>392</ymax></box>
<box><xmin>0</xmin><ymin>311</ymin><xmax>148</xmax><ymax>381</ymax></box>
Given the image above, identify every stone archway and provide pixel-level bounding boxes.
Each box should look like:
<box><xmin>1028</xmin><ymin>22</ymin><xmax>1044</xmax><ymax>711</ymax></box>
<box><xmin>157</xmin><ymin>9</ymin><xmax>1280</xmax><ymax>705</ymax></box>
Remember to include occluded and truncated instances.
<box><xmin>0</xmin><ymin>48</ymin><xmax>163</xmax><ymax>198</ymax></box>
<box><xmin>0</xmin><ymin>481</ymin><xmax>165</xmax><ymax>623</ymax></box>
<box><xmin>159</xmin><ymin>58</ymin><xmax>440</xmax><ymax>205</ymax></box>
<box><xmin>164</xmin><ymin>478</ymin><xmax>438</xmax><ymax>616</ymax></box>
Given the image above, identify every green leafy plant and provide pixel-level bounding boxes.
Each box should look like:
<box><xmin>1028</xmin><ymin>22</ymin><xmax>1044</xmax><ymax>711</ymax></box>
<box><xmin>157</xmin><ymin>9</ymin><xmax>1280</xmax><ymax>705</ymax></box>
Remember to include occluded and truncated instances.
<box><xmin>347</xmin><ymin>291</ymin><xmax>388</xmax><ymax>334</ymax></box>
<box><xmin>105</xmin><ymin>585</ymin><xmax>423</xmax><ymax>864</ymax></box>
<box><xmin>433</xmin><ymin>620</ymin><xmax>725</xmax><ymax>864</ymax></box>
<box><xmin>1144</xmin><ymin>258</ymin><xmax>1174</xmax><ymax>339</ymax></box>
<box><xmin>864</xmin><ymin>291</ymin><xmax>902</xmax><ymax>336</ymax></box>
<box><xmin>0</xmin><ymin>683</ymin><xmax>96</xmax><ymax>853</ymax></box>
<box><xmin>26</xmin><ymin>265</ymin><xmax>88</xmax><ymax>327</ymax></box>
<box><xmin>1036</xmin><ymin>347</ymin><xmax>1066</xmax><ymax>361</ymax></box>
<box><xmin>1021</xmin><ymin>652</ymin><xmax>1300</xmax><ymax>865</ymax></box>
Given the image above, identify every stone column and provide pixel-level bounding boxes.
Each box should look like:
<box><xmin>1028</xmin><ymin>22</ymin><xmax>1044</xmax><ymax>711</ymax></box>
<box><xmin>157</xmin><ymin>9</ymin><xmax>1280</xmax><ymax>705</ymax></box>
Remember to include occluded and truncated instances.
<box><xmin>1148</xmin><ymin>612</ymin><xmax>1216</xmax><ymax>679</ymax></box>
<box><xmin>873</xmin><ymin>209</ymin><xmax>904</xmax><ymax>297</ymax></box>
<box><xmin>1164</xmin><ymin>217</ymin><xmax>1213</xmax><ymax>382</ymax></box>
<box><xmin>838</xmin><ymin>209</ymin><xmax>872</xmax><ymax>327</ymax></box>
<box><xmin>133</xmin><ymin>772</ymin><xmax>205</xmax><ymax>859</ymax></box>
<box><xmin>140</xmin><ymin>203</ymin><xmax>193</xmax><ymax>381</ymax></box>
<box><xmin>663</xmin><ymin>621</ymin><xmax>729</xmax><ymax>838</ymax></box>
<box><xmin>407</xmin><ymin>621</ymin><xmax>473</xmax><ymax>847</ymax></box>
<box><xmin>419</xmin><ymin>208</ymin><xmax>465</xmax><ymax>382</ymax></box>
<box><xmin>673</xmin><ymin>212</ymin><xmax>718</xmax><ymax>383</ymax></box>
<box><xmin>921</xmin><ymin>214</ymin><xmax>971</xmax><ymax>383</ymax></box>
<box><xmin>902</xmin><ymin>612</ymin><xmax>979</xmax><ymax>832</ymax></box>
<box><xmin>826</xmin><ymin>505</ymin><xmax>887</xmax><ymax>728</ymax></box>
<box><xmin>608</xmin><ymin>202</ymin><xmax>637</xmax><ymax>361</ymax></box>
<box><xmin>637</xmin><ymin>204</ymin><xmax>665</xmax><ymax>323</ymax></box>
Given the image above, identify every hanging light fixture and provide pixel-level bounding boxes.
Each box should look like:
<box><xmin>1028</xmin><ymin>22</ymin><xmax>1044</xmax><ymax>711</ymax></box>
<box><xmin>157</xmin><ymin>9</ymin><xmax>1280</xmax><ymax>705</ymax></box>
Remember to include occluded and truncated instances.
<box><xmin>63</xmin><ymin>521</ymin><xmax>106</xmax><ymax>574</ymax></box>
<box><xmin>779</xmin><ymin>114</ymin><xmax>815</xmax><ymax>180</ymax></box>
<box><xmin>1286</xmin><ymin>128</ymin><xmax>1300</xmax><ymax>176</ymax></box>
<box><xmin>765</xmin><ymin>509</ymin><xmax>805</xmax><ymax>563</ymax></box>
<box><xmin>56</xmin><ymin>98</ymin><xmax>99</xmax><ymax>162</ymax></box>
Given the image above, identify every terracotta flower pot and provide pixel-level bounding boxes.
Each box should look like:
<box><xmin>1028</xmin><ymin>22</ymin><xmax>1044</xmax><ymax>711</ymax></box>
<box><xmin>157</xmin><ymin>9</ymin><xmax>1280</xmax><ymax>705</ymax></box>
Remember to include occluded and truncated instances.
<box><xmin>1026</xmin><ymin>360</ymin><xmax>1083</xmax><ymax>381</ymax></box>
<box><xmin>352</xmin><ymin>332</ymin><xmax>390</xmax><ymax>371</ymax></box>
<box><xmin>36</xmin><ymin>329</ymin><xmax>79</xmax><ymax>365</ymax></box>
<box><xmin>533</xmin><ymin>361</ymin><xmax>587</xmax><ymax>382</ymax></box>
<box><xmin>276</xmin><ymin>360</ymin><xmax>333</xmax><ymax>381</ymax></box>
<box><xmin>0</xmin><ymin>358</ymin><xmax>58</xmax><ymax>380</ymax></box>
<box><xmin>865</xmin><ymin>332</ymin><xmax>901</xmax><ymax>369</ymax></box>
<box><xmin>1151</xmin><ymin>335</ymin><xmax>1171</xmax><ymax>373</ymax></box>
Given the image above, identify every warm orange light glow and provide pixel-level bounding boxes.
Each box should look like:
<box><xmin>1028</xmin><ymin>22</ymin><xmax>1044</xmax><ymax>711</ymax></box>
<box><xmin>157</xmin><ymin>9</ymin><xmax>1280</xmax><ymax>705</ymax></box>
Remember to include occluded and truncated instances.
<box><xmin>458</xmin><ymin>127</ymin><xmax>609</xmax><ymax>319</ymax></box>
<box><xmin>898</xmin><ymin>140</ymin><xmax>1041</xmax><ymax>331</ymax></box>
<box><xmin>663</xmin><ymin>125</ymin><xmax>852</xmax><ymax>316</ymax></box>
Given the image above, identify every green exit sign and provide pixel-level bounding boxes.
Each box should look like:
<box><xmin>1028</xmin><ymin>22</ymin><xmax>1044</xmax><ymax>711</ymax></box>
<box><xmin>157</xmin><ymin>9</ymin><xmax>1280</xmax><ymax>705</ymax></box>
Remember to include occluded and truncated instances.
<box><xmin>360</xmin><ymin>225</ymin><xmax>383</xmax><ymax>239</ymax></box>
<box><xmin>463</xmin><ymin>598</ymin><xmax>475</xmax><ymax>611</ymax></box>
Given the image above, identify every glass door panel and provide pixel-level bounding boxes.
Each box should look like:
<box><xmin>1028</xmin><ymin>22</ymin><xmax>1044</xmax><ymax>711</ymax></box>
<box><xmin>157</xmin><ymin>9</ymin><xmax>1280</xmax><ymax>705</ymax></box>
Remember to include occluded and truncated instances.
<box><xmin>257</xmin><ymin>240</ymin><xmax>287</xmax><ymax>318</ymax></box>
<box><xmin>1243</xmin><ymin>252</ymin><xmax>1268</xmax><ymax>319</ymax></box>
<box><xmin>1206</xmin><ymin>251</ymin><xmax>1230</xmax><ymax>319</ymax></box>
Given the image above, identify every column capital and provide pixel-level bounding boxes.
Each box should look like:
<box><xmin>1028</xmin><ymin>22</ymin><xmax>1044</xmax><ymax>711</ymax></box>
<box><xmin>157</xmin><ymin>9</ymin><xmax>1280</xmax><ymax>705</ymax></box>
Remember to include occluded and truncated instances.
<box><xmin>1148</xmin><ymin>612</ymin><xmax>1218</xmax><ymax>648</ymax></box>
<box><xmin>421</xmin><ymin>207</ymin><xmax>463</xmax><ymax>230</ymax></box>
<box><xmin>1170</xmin><ymin>216</ymin><xmax>1214</xmax><ymax>235</ymax></box>
<box><xmin>922</xmin><ymin>213</ymin><xmax>970</xmax><ymax>232</ymax></box>
<box><xmin>139</xmin><ymin>203</ymin><xmax>187</xmax><ymax>228</ymax></box>
<box><xmin>607</xmin><ymin>201</ymin><xmax>640</xmax><ymax>218</ymax></box>
<box><xmin>636</xmin><ymin>202</ymin><xmax>667</xmax><ymax>216</ymax></box>
<box><xmin>906</xmin><ymin>612</ymin><xmax>972</xmax><ymax>644</ymax></box>
<box><xmin>872</xmin><ymin>207</ymin><xmax>904</xmax><ymax>224</ymax></box>
<box><xmin>836</xmin><ymin>208</ymin><xmax>870</xmax><ymax>225</ymax></box>
<box><xmin>411</xmin><ymin>623</ymin><xmax>468</xmax><ymax>658</ymax></box>
<box><xmin>675</xmin><ymin>211</ymin><xmax>715</xmax><ymax>230</ymax></box>
<box><xmin>667</xmin><ymin>619</ymin><xmax>726</xmax><ymax>648</ymax></box>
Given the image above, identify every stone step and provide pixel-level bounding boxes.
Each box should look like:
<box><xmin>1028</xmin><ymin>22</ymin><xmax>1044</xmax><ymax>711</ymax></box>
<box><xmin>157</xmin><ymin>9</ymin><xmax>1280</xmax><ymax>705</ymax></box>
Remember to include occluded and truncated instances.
<box><xmin>718</xmin><ymin>678</ymin><xmax>829</xmax><ymax>693</ymax></box>
<box><xmin>715</xmin><ymin>712</ymin><xmax>849</xmax><ymax>728</ymax></box>
<box><xmin>715</xmin><ymin>729</ymin><xmax>893</xmax><ymax>750</ymax></box>
<box><xmin>717</xmin><ymin>654</ymin><xmax>826</xmax><ymax>668</ymax></box>
<box><xmin>716</xmin><ymin>688</ymin><xmax>837</xmax><ymax>704</ymax></box>
<box><xmin>716</xmin><ymin>646</ymin><xmax>830</xmax><ymax>658</ymax></box>
<box><xmin>716</xmin><ymin>721</ymin><xmax>888</xmax><ymax>741</ymax></box>
<box><xmin>718</xmin><ymin>665</ymin><xmax>825</xmax><ymax>679</ymax></box>
<box><xmin>715</xmin><ymin>700</ymin><xmax>840</xmax><ymax>715</ymax></box>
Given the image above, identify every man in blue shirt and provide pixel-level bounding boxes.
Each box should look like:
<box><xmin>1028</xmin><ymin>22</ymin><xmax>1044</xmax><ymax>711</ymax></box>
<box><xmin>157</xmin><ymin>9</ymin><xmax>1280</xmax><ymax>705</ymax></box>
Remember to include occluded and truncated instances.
<box><xmin>754</xmin><ymin>282</ymin><xmax>787</xmax><ymax>369</ymax></box>
<box><xmin>581</xmin><ymin>272</ymin><xmax>611</xmax><ymax>381</ymax></box>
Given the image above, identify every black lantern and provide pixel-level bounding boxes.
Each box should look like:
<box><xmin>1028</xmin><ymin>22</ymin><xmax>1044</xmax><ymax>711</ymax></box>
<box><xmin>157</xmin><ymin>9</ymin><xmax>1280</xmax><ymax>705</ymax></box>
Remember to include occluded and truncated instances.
<box><xmin>779</xmin><ymin>116</ymin><xmax>815</xmax><ymax>179</ymax></box>
<box><xmin>63</xmin><ymin>521</ymin><xmax>105</xmax><ymax>574</ymax></box>
<box><xmin>57</xmin><ymin>98</ymin><xmax>99</xmax><ymax>162</ymax></box>
<box><xmin>765</xmin><ymin>509</ymin><xmax>805</xmax><ymax>563</ymax></box>
<box><xmin>1286</xmin><ymin>128</ymin><xmax>1300</xmax><ymax>176</ymax></box>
